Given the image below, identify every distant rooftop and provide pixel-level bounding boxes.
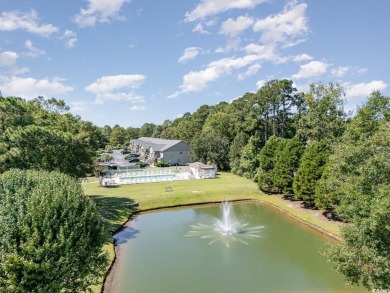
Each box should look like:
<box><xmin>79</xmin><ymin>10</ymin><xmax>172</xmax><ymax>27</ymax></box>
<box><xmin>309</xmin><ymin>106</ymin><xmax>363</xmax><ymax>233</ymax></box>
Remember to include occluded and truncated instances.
<box><xmin>130</xmin><ymin>137</ymin><xmax>189</xmax><ymax>152</ymax></box>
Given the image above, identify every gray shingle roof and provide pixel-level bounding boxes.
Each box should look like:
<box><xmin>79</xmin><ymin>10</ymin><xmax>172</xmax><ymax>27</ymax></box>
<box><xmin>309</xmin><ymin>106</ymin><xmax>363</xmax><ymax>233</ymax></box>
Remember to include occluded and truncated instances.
<box><xmin>131</xmin><ymin>137</ymin><xmax>188</xmax><ymax>152</ymax></box>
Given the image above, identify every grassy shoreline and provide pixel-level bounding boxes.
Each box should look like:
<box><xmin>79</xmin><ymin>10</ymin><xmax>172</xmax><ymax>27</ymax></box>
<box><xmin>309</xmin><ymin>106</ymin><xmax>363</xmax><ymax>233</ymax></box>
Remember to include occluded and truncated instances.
<box><xmin>83</xmin><ymin>171</ymin><xmax>343</xmax><ymax>292</ymax></box>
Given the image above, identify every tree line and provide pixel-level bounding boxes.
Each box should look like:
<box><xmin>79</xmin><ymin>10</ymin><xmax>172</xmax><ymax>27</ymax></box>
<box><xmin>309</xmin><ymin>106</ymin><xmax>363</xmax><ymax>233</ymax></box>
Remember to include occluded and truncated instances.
<box><xmin>0</xmin><ymin>79</ymin><xmax>389</xmax><ymax>290</ymax></box>
<box><xmin>137</xmin><ymin>80</ymin><xmax>389</xmax><ymax>290</ymax></box>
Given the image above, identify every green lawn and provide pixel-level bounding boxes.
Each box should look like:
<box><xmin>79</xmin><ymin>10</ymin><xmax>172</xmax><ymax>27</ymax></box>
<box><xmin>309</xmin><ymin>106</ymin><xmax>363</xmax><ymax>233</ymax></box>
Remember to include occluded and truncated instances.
<box><xmin>83</xmin><ymin>171</ymin><xmax>343</xmax><ymax>292</ymax></box>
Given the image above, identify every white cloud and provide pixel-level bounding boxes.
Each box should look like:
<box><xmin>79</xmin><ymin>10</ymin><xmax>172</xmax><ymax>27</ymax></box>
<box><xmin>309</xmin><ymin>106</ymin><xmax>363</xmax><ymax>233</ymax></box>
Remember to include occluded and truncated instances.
<box><xmin>178</xmin><ymin>47</ymin><xmax>202</xmax><ymax>63</ymax></box>
<box><xmin>242</xmin><ymin>43</ymin><xmax>282</xmax><ymax>63</ymax></box>
<box><xmin>292</xmin><ymin>53</ymin><xmax>313</xmax><ymax>62</ymax></box>
<box><xmin>253</xmin><ymin>1</ymin><xmax>308</xmax><ymax>46</ymax></box>
<box><xmin>185</xmin><ymin>0</ymin><xmax>266</xmax><ymax>22</ymax></box>
<box><xmin>169</xmin><ymin>54</ymin><xmax>261</xmax><ymax>98</ymax></box>
<box><xmin>220</xmin><ymin>15</ymin><xmax>254</xmax><ymax>38</ymax></box>
<box><xmin>24</xmin><ymin>40</ymin><xmax>45</xmax><ymax>57</ymax></box>
<box><xmin>292</xmin><ymin>60</ymin><xmax>328</xmax><ymax>79</ymax></box>
<box><xmin>85</xmin><ymin>74</ymin><xmax>146</xmax><ymax>103</ymax></box>
<box><xmin>344</xmin><ymin>80</ymin><xmax>388</xmax><ymax>98</ymax></box>
<box><xmin>192</xmin><ymin>23</ymin><xmax>210</xmax><ymax>34</ymax></box>
<box><xmin>130</xmin><ymin>105</ymin><xmax>146</xmax><ymax>111</ymax></box>
<box><xmin>0</xmin><ymin>51</ymin><xmax>18</xmax><ymax>67</ymax></box>
<box><xmin>95</xmin><ymin>92</ymin><xmax>144</xmax><ymax>104</ymax></box>
<box><xmin>331</xmin><ymin>66</ymin><xmax>349</xmax><ymax>77</ymax></box>
<box><xmin>0</xmin><ymin>10</ymin><xmax>58</xmax><ymax>37</ymax></box>
<box><xmin>86</xmin><ymin>74</ymin><xmax>145</xmax><ymax>93</ymax></box>
<box><xmin>0</xmin><ymin>76</ymin><xmax>73</xmax><ymax>98</ymax></box>
<box><xmin>71</xmin><ymin>101</ymin><xmax>90</xmax><ymax>112</ymax></box>
<box><xmin>62</xmin><ymin>30</ymin><xmax>77</xmax><ymax>48</ymax></box>
<box><xmin>73</xmin><ymin>0</ymin><xmax>130</xmax><ymax>27</ymax></box>
<box><xmin>256</xmin><ymin>79</ymin><xmax>266</xmax><ymax>89</ymax></box>
<box><xmin>237</xmin><ymin>63</ymin><xmax>261</xmax><ymax>80</ymax></box>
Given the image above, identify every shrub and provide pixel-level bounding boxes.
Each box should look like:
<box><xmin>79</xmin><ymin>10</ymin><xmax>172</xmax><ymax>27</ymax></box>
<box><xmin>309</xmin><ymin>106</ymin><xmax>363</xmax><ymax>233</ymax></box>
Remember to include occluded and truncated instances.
<box><xmin>0</xmin><ymin>169</ymin><xmax>108</xmax><ymax>292</ymax></box>
<box><xmin>135</xmin><ymin>162</ymin><xmax>147</xmax><ymax>168</ymax></box>
<box><xmin>155</xmin><ymin>162</ymin><xmax>170</xmax><ymax>167</ymax></box>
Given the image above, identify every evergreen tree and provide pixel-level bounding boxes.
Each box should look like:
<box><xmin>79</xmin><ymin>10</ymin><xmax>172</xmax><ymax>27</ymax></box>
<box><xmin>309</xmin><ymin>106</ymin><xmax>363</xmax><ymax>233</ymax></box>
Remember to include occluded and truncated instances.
<box><xmin>236</xmin><ymin>134</ymin><xmax>263</xmax><ymax>180</ymax></box>
<box><xmin>297</xmin><ymin>82</ymin><xmax>346</xmax><ymax>143</ymax></box>
<box><xmin>293</xmin><ymin>141</ymin><xmax>331</xmax><ymax>202</ymax></box>
<box><xmin>257</xmin><ymin>136</ymin><xmax>287</xmax><ymax>192</ymax></box>
<box><xmin>0</xmin><ymin>170</ymin><xmax>108</xmax><ymax>292</ymax></box>
<box><xmin>229</xmin><ymin>132</ymin><xmax>249</xmax><ymax>176</ymax></box>
<box><xmin>315</xmin><ymin>92</ymin><xmax>390</xmax><ymax>290</ymax></box>
<box><xmin>272</xmin><ymin>137</ymin><xmax>305</xmax><ymax>194</ymax></box>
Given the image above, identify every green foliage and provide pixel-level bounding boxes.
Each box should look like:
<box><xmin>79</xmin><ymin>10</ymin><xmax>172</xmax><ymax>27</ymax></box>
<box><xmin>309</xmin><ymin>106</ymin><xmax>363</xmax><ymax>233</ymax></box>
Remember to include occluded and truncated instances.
<box><xmin>293</xmin><ymin>141</ymin><xmax>331</xmax><ymax>201</ymax></box>
<box><xmin>272</xmin><ymin>137</ymin><xmax>305</xmax><ymax>194</ymax></box>
<box><xmin>235</xmin><ymin>134</ymin><xmax>263</xmax><ymax>180</ymax></box>
<box><xmin>109</xmin><ymin>125</ymin><xmax>127</xmax><ymax>146</ymax></box>
<box><xmin>190</xmin><ymin>130</ymin><xmax>230</xmax><ymax>171</ymax></box>
<box><xmin>0</xmin><ymin>96</ymin><xmax>102</xmax><ymax>177</ymax></box>
<box><xmin>139</xmin><ymin>123</ymin><xmax>156</xmax><ymax>137</ymax></box>
<box><xmin>0</xmin><ymin>169</ymin><xmax>108</xmax><ymax>292</ymax></box>
<box><xmin>155</xmin><ymin>162</ymin><xmax>170</xmax><ymax>167</ymax></box>
<box><xmin>324</xmin><ymin>192</ymin><xmax>390</xmax><ymax>290</ymax></box>
<box><xmin>315</xmin><ymin>92</ymin><xmax>390</xmax><ymax>216</ymax></box>
<box><xmin>316</xmin><ymin>92</ymin><xmax>390</xmax><ymax>289</ymax></box>
<box><xmin>296</xmin><ymin>82</ymin><xmax>346</xmax><ymax>143</ymax></box>
<box><xmin>135</xmin><ymin>162</ymin><xmax>147</xmax><ymax>168</ymax></box>
<box><xmin>104</xmin><ymin>145</ymin><xmax>113</xmax><ymax>153</ymax></box>
<box><xmin>257</xmin><ymin>136</ymin><xmax>287</xmax><ymax>192</ymax></box>
<box><xmin>0</xmin><ymin>125</ymin><xmax>93</xmax><ymax>178</ymax></box>
<box><xmin>252</xmin><ymin>79</ymin><xmax>302</xmax><ymax>141</ymax></box>
<box><xmin>229</xmin><ymin>132</ymin><xmax>249</xmax><ymax>176</ymax></box>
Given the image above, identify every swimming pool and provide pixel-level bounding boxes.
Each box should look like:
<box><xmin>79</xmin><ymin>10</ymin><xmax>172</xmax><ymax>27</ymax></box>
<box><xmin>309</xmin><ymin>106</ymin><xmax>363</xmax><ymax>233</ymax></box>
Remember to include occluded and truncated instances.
<box><xmin>118</xmin><ymin>174</ymin><xmax>178</xmax><ymax>184</ymax></box>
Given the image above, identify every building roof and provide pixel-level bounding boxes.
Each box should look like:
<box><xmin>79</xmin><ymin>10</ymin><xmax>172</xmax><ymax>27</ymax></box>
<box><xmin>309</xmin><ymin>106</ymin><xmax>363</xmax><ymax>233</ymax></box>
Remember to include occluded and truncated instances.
<box><xmin>189</xmin><ymin>162</ymin><xmax>216</xmax><ymax>169</ymax></box>
<box><xmin>130</xmin><ymin>137</ymin><xmax>189</xmax><ymax>152</ymax></box>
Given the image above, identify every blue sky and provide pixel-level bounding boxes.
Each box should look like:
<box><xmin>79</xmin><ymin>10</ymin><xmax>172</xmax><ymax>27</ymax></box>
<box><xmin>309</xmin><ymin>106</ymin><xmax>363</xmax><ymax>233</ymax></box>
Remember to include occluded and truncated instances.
<box><xmin>0</xmin><ymin>0</ymin><xmax>389</xmax><ymax>127</ymax></box>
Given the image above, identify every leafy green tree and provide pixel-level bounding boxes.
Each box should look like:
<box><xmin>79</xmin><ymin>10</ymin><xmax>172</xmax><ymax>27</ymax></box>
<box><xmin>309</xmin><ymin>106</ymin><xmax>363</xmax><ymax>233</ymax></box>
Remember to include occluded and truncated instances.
<box><xmin>236</xmin><ymin>134</ymin><xmax>263</xmax><ymax>180</ymax></box>
<box><xmin>228</xmin><ymin>92</ymin><xmax>257</xmax><ymax>136</ymax></box>
<box><xmin>31</xmin><ymin>96</ymin><xmax>70</xmax><ymax>114</ymax></box>
<box><xmin>229</xmin><ymin>132</ymin><xmax>249</xmax><ymax>175</ymax></box>
<box><xmin>257</xmin><ymin>136</ymin><xmax>287</xmax><ymax>192</ymax></box>
<box><xmin>109</xmin><ymin>125</ymin><xmax>127</xmax><ymax>147</ymax></box>
<box><xmin>297</xmin><ymin>82</ymin><xmax>346</xmax><ymax>143</ymax></box>
<box><xmin>252</xmin><ymin>80</ymin><xmax>302</xmax><ymax>141</ymax></box>
<box><xmin>190</xmin><ymin>130</ymin><xmax>230</xmax><ymax>170</ymax></box>
<box><xmin>101</xmin><ymin>125</ymin><xmax>112</xmax><ymax>145</ymax></box>
<box><xmin>0</xmin><ymin>169</ymin><xmax>108</xmax><ymax>292</ymax></box>
<box><xmin>139</xmin><ymin>123</ymin><xmax>156</xmax><ymax>137</ymax></box>
<box><xmin>314</xmin><ymin>92</ymin><xmax>390</xmax><ymax>289</ymax></box>
<box><xmin>293</xmin><ymin>141</ymin><xmax>331</xmax><ymax>202</ymax></box>
<box><xmin>272</xmin><ymin>137</ymin><xmax>305</xmax><ymax>194</ymax></box>
<box><xmin>202</xmin><ymin>112</ymin><xmax>233</xmax><ymax>141</ymax></box>
<box><xmin>315</xmin><ymin>91</ymin><xmax>390</xmax><ymax>213</ymax></box>
<box><xmin>324</xmin><ymin>192</ymin><xmax>390</xmax><ymax>290</ymax></box>
<box><xmin>0</xmin><ymin>96</ymin><xmax>33</xmax><ymax>132</ymax></box>
<box><xmin>126</xmin><ymin>126</ymin><xmax>140</xmax><ymax>140</ymax></box>
<box><xmin>0</xmin><ymin>125</ymin><xmax>93</xmax><ymax>178</ymax></box>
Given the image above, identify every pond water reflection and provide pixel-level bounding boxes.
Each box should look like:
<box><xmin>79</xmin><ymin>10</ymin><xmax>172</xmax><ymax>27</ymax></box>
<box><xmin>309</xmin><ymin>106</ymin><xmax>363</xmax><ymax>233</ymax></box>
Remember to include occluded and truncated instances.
<box><xmin>109</xmin><ymin>202</ymin><xmax>367</xmax><ymax>293</ymax></box>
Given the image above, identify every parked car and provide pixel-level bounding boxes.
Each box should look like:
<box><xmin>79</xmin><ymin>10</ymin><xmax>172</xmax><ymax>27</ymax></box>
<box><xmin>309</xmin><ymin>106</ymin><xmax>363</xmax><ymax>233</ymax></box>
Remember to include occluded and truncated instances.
<box><xmin>128</xmin><ymin>157</ymin><xmax>140</xmax><ymax>163</ymax></box>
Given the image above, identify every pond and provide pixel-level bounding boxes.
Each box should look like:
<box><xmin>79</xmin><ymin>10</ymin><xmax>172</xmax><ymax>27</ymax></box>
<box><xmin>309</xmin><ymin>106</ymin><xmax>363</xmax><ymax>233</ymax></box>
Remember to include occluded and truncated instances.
<box><xmin>108</xmin><ymin>202</ymin><xmax>367</xmax><ymax>293</ymax></box>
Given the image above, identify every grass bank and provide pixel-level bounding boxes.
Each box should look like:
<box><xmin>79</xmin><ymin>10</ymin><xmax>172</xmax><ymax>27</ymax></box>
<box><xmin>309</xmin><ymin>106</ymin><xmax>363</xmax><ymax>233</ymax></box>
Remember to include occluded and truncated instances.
<box><xmin>83</xmin><ymin>171</ymin><xmax>343</xmax><ymax>292</ymax></box>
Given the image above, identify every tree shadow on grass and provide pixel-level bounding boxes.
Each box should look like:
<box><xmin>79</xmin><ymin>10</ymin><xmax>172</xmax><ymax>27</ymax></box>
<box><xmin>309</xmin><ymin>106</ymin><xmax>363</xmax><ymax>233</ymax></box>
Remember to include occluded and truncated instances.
<box><xmin>89</xmin><ymin>195</ymin><xmax>138</xmax><ymax>243</ymax></box>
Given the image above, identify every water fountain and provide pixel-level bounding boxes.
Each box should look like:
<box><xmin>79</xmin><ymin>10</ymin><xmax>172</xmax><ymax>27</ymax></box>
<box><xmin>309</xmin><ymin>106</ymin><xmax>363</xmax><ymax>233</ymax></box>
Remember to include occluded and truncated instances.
<box><xmin>186</xmin><ymin>200</ymin><xmax>264</xmax><ymax>246</ymax></box>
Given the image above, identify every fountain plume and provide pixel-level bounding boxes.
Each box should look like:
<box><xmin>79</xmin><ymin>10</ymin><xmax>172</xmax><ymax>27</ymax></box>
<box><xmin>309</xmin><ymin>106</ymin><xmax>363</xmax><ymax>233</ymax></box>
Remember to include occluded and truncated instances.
<box><xmin>186</xmin><ymin>200</ymin><xmax>264</xmax><ymax>247</ymax></box>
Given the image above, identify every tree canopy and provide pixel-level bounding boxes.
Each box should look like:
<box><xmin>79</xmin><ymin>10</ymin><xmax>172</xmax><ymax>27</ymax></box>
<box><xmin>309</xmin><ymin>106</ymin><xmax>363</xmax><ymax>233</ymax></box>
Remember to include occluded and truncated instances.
<box><xmin>0</xmin><ymin>169</ymin><xmax>108</xmax><ymax>292</ymax></box>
